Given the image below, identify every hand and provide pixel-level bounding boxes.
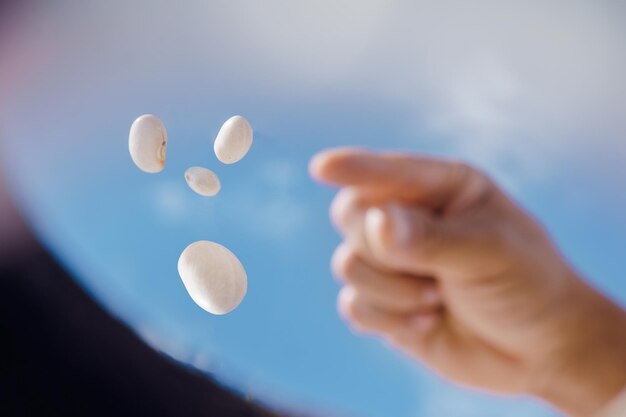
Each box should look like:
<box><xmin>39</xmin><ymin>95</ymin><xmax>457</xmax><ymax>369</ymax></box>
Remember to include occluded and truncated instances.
<box><xmin>310</xmin><ymin>148</ymin><xmax>626</xmax><ymax>417</ymax></box>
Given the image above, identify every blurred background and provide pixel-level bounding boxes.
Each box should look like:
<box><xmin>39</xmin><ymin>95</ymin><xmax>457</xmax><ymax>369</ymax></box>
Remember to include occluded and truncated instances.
<box><xmin>1</xmin><ymin>1</ymin><xmax>625</xmax><ymax>416</ymax></box>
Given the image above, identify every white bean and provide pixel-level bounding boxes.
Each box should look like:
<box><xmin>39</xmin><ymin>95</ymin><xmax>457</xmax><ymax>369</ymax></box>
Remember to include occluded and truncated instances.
<box><xmin>184</xmin><ymin>167</ymin><xmax>221</xmax><ymax>197</ymax></box>
<box><xmin>129</xmin><ymin>114</ymin><xmax>167</xmax><ymax>173</ymax></box>
<box><xmin>213</xmin><ymin>115</ymin><xmax>253</xmax><ymax>164</ymax></box>
<box><xmin>177</xmin><ymin>241</ymin><xmax>247</xmax><ymax>315</ymax></box>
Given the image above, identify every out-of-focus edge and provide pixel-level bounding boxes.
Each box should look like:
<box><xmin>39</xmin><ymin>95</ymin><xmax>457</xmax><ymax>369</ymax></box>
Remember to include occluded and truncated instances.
<box><xmin>596</xmin><ymin>387</ymin><xmax>626</xmax><ymax>417</ymax></box>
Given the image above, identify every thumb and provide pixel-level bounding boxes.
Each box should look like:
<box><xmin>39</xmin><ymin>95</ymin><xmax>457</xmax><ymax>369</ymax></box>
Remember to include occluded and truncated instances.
<box><xmin>364</xmin><ymin>203</ymin><xmax>506</xmax><ymax>278</ymax></box>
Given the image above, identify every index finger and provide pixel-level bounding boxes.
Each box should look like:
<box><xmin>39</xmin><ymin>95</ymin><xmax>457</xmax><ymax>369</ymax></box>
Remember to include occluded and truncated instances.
<box><xmin>309</xmin><ymin>147</ymin><xmax>476</xmax><ymax>210</ymax></box>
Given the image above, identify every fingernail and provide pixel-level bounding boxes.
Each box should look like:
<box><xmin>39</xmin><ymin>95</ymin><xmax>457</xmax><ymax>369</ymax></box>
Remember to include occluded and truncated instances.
<box><xmin>386</xmin><ymin>203</ymin><xmax>413</xmax><ymax>247</ymax></box>
<box><xmin>364</xmin><ymin>206</ymin><xmax>388</xmax><ymax>255</ymax></box>
<box><xmin>366</xmin><ymin>204</ymin><xmax>406</xmax><ymax>248</ymax></box>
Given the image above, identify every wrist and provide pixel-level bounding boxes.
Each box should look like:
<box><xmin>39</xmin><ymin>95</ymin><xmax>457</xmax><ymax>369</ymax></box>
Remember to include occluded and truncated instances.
<box><xmin>529</xmin><ymin>276</ymin><xmax>626</xmax><ymax>416</ymax></box>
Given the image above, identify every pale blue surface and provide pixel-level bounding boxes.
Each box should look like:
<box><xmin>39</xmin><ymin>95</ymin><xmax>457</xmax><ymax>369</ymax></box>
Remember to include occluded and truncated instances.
<box><xmin>2</xmin><ymin>2</ymin><xmax>625</xmax><ymax>417</ymax></box>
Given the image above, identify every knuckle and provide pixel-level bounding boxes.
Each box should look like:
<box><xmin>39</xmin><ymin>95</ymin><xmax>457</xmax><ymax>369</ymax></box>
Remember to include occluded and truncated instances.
<box><xmin>330</xmin><ymin>189</ymin><xmax>359</xmax><ymax>230</ymax></box>
<box><xmin>395</xmin><ymin>291</ymin><xmax>428</xmax><ymax>311</ymax></box>
<box><xmin>388</xmin><ymin>329</ymin><xmax>410</xmax><ymax>346</ymax></box>
<box><xmin>443</xmin><ymin>162</ymin><xmax>499</xmax><ymax>216</ymax></box>
<box><xmin>337</xmin><ymin>289</ymin><xmax>368</xmax><ymax>329</ymax></box>
<box><xmin>406</xmin><ymin>216</ymin><xmax>440</xmax><ymax>260</ymax></box>
<box><xmin>449</xmin><ymin>161</ymin><xmax>490</xmax><ymax>198</ymax></box>
<box><xmin>331</xmin><ymin>245</ymin><xmax>360</xmax><ymax>280</ymax></box>
<box><xmin>350</xmin><ymin>304</ymin><xmax>369</xmax><ymax>325</ymax></box>
<box><xmin>450</xmin><ymin>161</ymin><xmax>473</xmax><ymax>184</ymax></box>
<box><xmin>470</xmin><ymin>170</ymin><xmax>497</xmax><ymax>209</ymax></box>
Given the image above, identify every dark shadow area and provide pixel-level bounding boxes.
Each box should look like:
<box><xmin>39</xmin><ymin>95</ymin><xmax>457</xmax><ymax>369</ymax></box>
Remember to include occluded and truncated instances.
<box><xmin>0</xmin><ymin>243</ymin><xmax>284</xmax><ymax>417</ymax></box>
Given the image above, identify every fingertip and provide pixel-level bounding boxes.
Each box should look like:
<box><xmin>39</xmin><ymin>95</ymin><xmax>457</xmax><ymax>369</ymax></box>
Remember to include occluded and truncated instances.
<box><xmin>308</xmin><ymin>152</ymin><xmax>328</xmax><ymax>181</ymax></box>
<box><xmin>309</xmin><ymin>147</ymin><xmax>372</xmax><ymax>184</ymax></box>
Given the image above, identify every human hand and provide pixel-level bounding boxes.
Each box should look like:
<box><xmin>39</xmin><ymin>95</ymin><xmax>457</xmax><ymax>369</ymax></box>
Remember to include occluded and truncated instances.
<box><xmin>310</xmin><ymin>148</ymin><xmax>626</xmax><ymax>417</ymax></box>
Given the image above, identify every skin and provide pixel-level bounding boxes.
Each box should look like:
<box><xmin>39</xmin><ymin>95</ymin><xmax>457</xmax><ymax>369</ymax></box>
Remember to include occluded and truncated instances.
<box><xmin>310</xmin><ymin>148</ymin><xmax>626</xmax><ymax>417</ymax></box>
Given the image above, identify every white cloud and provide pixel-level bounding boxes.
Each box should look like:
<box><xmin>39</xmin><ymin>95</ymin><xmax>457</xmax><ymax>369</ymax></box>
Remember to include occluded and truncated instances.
<box><xmin>8</xmin><ymin>0</ymin><xmax>626</xmax><ymax>189</ymax></box>
<box><xmin>234</xmin><ymin>1</ymin><xmax>626</xmax><ymax>187</ymax></box>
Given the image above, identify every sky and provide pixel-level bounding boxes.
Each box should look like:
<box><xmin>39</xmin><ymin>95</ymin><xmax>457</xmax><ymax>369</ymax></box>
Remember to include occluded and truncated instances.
<box><xmin>1</xmin><ymin>1</ymin><xmax>625</xmax><ymax>416</ymax></box>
